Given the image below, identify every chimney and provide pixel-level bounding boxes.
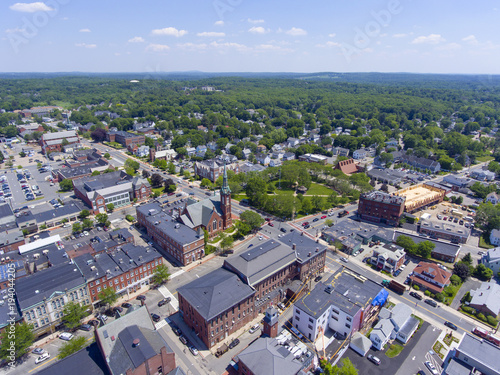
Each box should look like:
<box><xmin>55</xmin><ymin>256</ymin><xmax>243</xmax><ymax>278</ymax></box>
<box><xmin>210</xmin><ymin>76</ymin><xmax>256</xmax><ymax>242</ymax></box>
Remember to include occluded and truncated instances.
<box><xmin>133</xmin><ymin>338</ymin><xmax>140</xmax><ymax>347</ymax></box>
<box><xmin>292</xmin><ymin>243</ymin><xmax>296</xmax><ymax>250</ymax></box>
<box><xmin>316</xmin><ymin>247</ymin><xmax>319</xmax><ymax>252</ymax></box>
<box><xmin>308</xmin><ymin>252</ymin><xmax>311</xmax><ymax>257</ymax></box>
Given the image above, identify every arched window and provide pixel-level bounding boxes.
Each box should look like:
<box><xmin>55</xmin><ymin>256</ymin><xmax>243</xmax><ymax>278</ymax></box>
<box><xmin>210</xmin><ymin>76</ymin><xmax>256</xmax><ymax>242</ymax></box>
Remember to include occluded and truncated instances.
<box><xmin>213</xmin><ymin>220</ymin><xmax>217</xmax><ymax>231</ymax></box>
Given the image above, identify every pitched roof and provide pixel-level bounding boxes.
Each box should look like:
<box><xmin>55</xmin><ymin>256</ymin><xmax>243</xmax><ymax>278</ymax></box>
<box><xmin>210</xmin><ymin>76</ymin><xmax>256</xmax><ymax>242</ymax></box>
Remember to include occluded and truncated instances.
<box><xmin>412</xmin><ymin>261</ymin><xmax>452</xmax><ymax>286</ymax></box>
<box><xmin>237</xmin><ymin>337</ymin><xmax>303</xmax><ymax>375</ymax></box>
<box><xmin>177</xmin><ymin>268</ymin><xmax>254</xmax><ymax>321</ymax></box>
<box><xmin>470</xmin><ymin>281</ymin><xmax>500</xmax><ymax>316</ymax></box>
<box><xmin>181</xmin><ymin>196</ymin><xmax>223</xmax><ymax>229</ymax></box>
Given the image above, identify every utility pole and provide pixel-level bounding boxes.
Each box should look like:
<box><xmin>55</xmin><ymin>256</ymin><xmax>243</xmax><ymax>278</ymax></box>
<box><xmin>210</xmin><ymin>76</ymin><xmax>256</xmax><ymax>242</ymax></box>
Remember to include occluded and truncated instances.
<box><xmin>279</xmin><ymin>167</ymin><xmax>281</xmax><ymax>190</ymax></box>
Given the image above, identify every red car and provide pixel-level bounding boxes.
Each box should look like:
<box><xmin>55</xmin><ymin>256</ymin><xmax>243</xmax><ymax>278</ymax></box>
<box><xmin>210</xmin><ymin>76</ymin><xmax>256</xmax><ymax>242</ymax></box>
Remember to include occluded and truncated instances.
<box><xmin>321</xmin><ymin>215</ymin><xmax>327</xmax><ymax>219</ymax></box>
<box><xmin>268</xmin><ymin>222</ymin><xmax>274</xmax><ymax>227</ymax></box>
<box><xmin>302</xmin><ymin>222</ymin><xmax>309</xmax><ymax>226</ymax></box>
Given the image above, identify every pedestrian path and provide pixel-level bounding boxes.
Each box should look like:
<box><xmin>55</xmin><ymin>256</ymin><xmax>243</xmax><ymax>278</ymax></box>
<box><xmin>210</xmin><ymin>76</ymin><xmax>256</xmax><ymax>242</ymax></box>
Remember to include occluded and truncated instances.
<box><xmin>155</xmin><ymin>319</ymin><xmax>169</xmax><ymax>330</ymax></box>
<box><xmin>158</xmin><ymin>285</ymin><xmax>179</xmax><ymax>311</ymax></box>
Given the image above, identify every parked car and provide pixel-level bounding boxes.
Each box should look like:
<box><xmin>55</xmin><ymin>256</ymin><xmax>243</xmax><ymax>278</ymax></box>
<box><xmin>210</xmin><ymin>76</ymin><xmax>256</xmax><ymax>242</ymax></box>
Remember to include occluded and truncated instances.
<box><xmin>340</xmin><ymin>257</ymin><xmax>349</xmax><ymax>263</ymax></box>
<box><xmin>79</xmin><ymin>324</ymin><xmax>92</xmax><ymax>331</ymax></box>
<box><xmin>172</xmin><ymin>327</ymin><xmax>182</xmax><ymax>336</ymax></box>
<box><xmin>425</xmin><ymin>361</ymin><xmax>439</xmax><ymax>375</ymax></box>
<box><xmin>59</xmin><ymin>332</ymin><xmax>74</xmax><ymax>341</ymax></box>
<box><xmin>89</xmin><ymin>319</ymin><xmax>100</xmax><ymax>327</ymax></box>
<box><xmin>32</xmin><ymin>348</ymin><xmax>45</xmax><ymax>355</ymax></box>
<box><xmin>394</xmin><ymin>269</ymin><xmax>402</xmax><ymax>276</ymax></box>
<box><xmin>35</xmin><ymin>353</ymin><xmax>51</xmax><ymax>364</ymax></box>
<box><xmin>268</xmin><ymin>222</ymin><xmax>274</xmax><ymax>227</ymax></box>
<box><xmin>136</xmin><ymin>295</ymin><xmax>146</xmax><ymax>301</ymax></box>
<box><xmin>425</xmin><ymin>299</ymin><xmax>437</xmax><ymax>307</ymax></box>
<box><xmin>409</xmin><ymin>291</ymin><xmax>423</xmax><ymax>300</ymax></box>
<box><xmin>113</xmin><ymin>306</ymin><xmax>123</xmax><ymax>313</ymax></box>
<box><xmin>314</xmin><ymin>275</ymin><xmax>323</xmax><ymax>282</ymax></box>
<box><xmin>280</xmin><ymin>228</ymin><xmax>287</xmax><ymax>233</ymax></box>
<box><xmin>158</xmin><ymin>298</ymin><xmax>171</xmax><ymax>307</ymax></box>
<box><xmin>304</xmin><ymin>224</ymin><xmax>310</xmax><ymax>229</ymax></box>
<box><xmin>367</xmin><ymin>354</ymin><xmax>381</xmax><ymax>365</ymax></box>
<box><xmin>312</xmin><ymin>218</ymin><xmax>319</xmax><ymax>222</ymax></box>
<box><xmin>179</xmin><ymin>335</ymin><xmax>188</xmax><ymax>345</ymax></box>
<box><xmin>249</xmin><ymin>324</ymin><xmax>260</xmax><ymax>334</ymax></box>
<box><xmin>151</xmin><ymin>313</ymin><xmax>161</xmax><ymax>322</ymax></box>
<box><xmin>228</xmin><ymin>338</ymin><xmax>240</xmax><ymax>349</ymax></box>
<box><xmin>444</xmin><ymin>321</ymin><xmax>457</xmax><ymax>330</ymax></box>
<box><xmin>189</xmin><ymin>346</ymin><xmax>198</xmax><ymax>356</ymax></box>
<box><xmin>301</xmin><ymin>222</ymin><xmax>309</xmax><ymax>227</ymax></box>
<box><xmin>321</xmin><ymin>215</ymin><xmax>327</xmax><ymax>219</ymax></box>
<box><xmin>121</xmin><ymin>302</ymin><xmax>132</xmax><ymax>308</ymax></box>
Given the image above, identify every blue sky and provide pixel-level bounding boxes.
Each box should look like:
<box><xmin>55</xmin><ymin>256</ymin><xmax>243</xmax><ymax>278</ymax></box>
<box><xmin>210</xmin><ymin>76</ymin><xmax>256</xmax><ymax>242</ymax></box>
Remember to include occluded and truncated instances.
<box><xmin>1</xmin><ymin>0</ymin><xmax>499</xmax><ymax>73</ymax></box>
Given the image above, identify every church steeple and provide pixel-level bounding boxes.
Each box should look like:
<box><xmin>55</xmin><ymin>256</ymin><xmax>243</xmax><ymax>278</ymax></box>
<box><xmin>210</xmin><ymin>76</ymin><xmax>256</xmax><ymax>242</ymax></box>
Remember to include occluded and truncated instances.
<box><xmin>220</xmin><ymin>161</ymin><xmax>231</xmax><ymax>195</ymax></box>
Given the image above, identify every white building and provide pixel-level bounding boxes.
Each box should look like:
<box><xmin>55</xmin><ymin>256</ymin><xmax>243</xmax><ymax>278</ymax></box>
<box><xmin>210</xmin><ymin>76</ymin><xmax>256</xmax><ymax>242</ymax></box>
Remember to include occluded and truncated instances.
<box><xmin>370</xmin><ymin>303</ymin><xmax>418</xmax><ymax>350</ymax></box>
<box><xmin>486</xmin><ymin>192</ymin><xmax>500</xmax><ymax>205</ymax></box>
<box><xmin>480</xmin><ymin>246</ymin><xmax>500</xmax><ymax>275</ymax></box>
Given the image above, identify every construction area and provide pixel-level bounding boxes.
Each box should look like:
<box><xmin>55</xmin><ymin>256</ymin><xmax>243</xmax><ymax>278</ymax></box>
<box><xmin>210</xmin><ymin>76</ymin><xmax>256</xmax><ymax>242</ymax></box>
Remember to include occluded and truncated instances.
<box><xmin>395</xmin><ymin>183</ymin><xmax>446</xmax><ymax>213</ymax></box>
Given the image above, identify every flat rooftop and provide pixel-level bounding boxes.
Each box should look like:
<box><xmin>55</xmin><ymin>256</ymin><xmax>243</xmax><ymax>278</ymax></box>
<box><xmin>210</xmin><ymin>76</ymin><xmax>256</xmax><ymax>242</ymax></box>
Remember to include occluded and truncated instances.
<box><xmin>361</xmin><ymin>191</ymin><xmax>405</xmax><ymax>205</ymax></box>
<box><xmin>395</xmin><ymin>184</ymin><xmax>445</xmax><ymax>211</ymax></box>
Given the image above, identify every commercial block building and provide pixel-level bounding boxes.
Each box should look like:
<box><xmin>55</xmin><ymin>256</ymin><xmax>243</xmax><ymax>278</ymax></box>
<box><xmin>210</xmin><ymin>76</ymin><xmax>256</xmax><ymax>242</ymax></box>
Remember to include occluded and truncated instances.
<box><xmin>106</xmin><ymin>130</ymin><xmax>145</xmax><ymax>148</ymax></box>
<box><xmin>419</xmin><ymin>219</ymin><xmax>470</xmax><ymax>244</ymax></box>
<box><xmin>40</xmin><ymin>130</ymin><xmax>80</xmax><ymax>154</ymax></box>
<box><xmin>358</xmin><ymin>191</ymin><xmax>406</xmax><ymax>226</ymax></box>
<box><xmin>444</xmin><ymin>334</ymin><xmax>500</xmax><ymax>375</ymax></box>
<box><xmin>74</xmin><ymin>171</ymin><xmax>151</xmax><ymax>214</ymax></box>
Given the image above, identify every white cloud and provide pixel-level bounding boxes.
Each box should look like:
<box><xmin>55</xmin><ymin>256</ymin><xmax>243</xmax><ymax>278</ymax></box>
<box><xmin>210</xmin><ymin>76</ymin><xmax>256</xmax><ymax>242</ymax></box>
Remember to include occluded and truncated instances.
<box><xmin>436</xmin><ymin>43</ymin><xmax>461</xmax><ymax>51</ymax></box>
<box><xmin>214</xmin><ymin>20</ymin><xmax>224</xmax><ymax>26</ymax></box>
<box><xmin>328</xmin><ymin>33</ymin><xmax>336</xmax><ymax>38</ymax></box>
<box><xmin>75</xmin><ymin>43</ymin><xmax>96</xmax><ymax>49</ymax></box>
<box><xmin>393</xmin><ymin>33</ymin><xmax>408</xmax><ymax>38</ymax></box>
<box><xmin>79</xmin><ymin>28</ymin><xmax>91</xmax><ymax>33</ymax></box>
<box><xmin>146</xmin><ymin>43</ymin><xmax>170</xmax><ymax>52</ymax></box>
<box><xmin>9</xmin><ymin>2</ymin><xmax>53</xmax><ymax>12</ymax></box>
<box><xmin>248</xmin><ymin>26</ymin><xmax>269</xmax><ymax>34</ymax></box>
<box><xmin>248</xmin><ymin>18</ymin><xmax>264</xmax><ymax>24</ymax></box>
<box><xmin>411</xmin><ymin>34</ymin><xmax>445</xmax><ymax>45</ymax></box>
<box><xmin>462</xmin><ymin>35</ymin><xmax>478</xmax><ymax>45</ymax></box>
<box><xmin>128</xmin><ymin>36</ymin><xmax>145</xmax><ymax>43</ymax></box>
<box><xmin>255</xmin><ymin>44</ymin><xmax>293</xmax><ymax>52</ymax></box>
<box><xmin>209</xmin><ymin>41</ymin><xmax>247</xmax><ymax>50</ymax></box>
<box><xmin>286</xmin><ymin>27</ymin><xmax>307</xmax><ymax>36</ymax></box>
<box><xmin>316</xmin><ymin>41</ymin><xmax>342</xmax><ymax>48</ymax></box>
<box><xmin>177</xmin><ymin>42</ymin><xmax>208</xmax><ymax>50</ymax></box>
<box><xmin>5</xmin><ymin>27</ymin><xmax>26</xmax><ymax>34</ymax></box>
<box><xmin>197</xmin><ymin>31</ymin><xmax>225</xmax><ymax>37</ymax></box>
<box><xmin>151</xmin><ymin>27</ymin><xmax>187</xmax><ymax>37</ymax></box>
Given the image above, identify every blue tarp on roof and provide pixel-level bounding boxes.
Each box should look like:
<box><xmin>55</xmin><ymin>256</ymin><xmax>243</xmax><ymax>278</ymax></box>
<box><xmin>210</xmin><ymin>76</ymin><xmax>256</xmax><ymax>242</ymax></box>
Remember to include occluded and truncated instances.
<box><xmin>372</xmin><ymin>289</ymin><xmax>389</xmax><ymax>306</ymax></box>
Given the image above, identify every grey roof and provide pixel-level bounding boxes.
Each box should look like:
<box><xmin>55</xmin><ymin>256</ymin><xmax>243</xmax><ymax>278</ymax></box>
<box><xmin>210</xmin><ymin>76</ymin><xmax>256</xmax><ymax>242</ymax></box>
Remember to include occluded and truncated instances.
<box><xmin>350</xmin><ymin>332</ymin><xmax>372</xmax><ymax>355</ymax></box>
<box><xmin>74</xmin><ymin>170</ymin><xmax>137</xmax><ymax>198</ymax></box>
<box><xmin>16</xmin><ymin>262</ymin><xmax>86</xmax><ymax>310</ymax></box>
<box><xmin>394</xmin><ymin>231</ymin><xmax>461</xmax><ymax>258</ymax></box>
<box><xmin>372</xmin><ymin>319</ymin><xmax>393</xmax><ymax>340</ymax></box>
<box><xmin>470</xmin><ymin>281</ymin><xmax>500</xmax><ymax>316</ymax></box>
<box><xmin>445</xmin><ymin>357</ymin><xmax>474</xmax><ymax>375</ymax></box>
<box><xmin>177</xmin><ymin>268</ymin><xmax>254</xmax><ymax>321</ymax></box>
<box><xmin>278</xmin><ymin>231</ymin><xmax>327</xmax><ymax>264</ymax></box>
<box><xmin>390</xmin><ymin>303</ymin><xmax>412</xmax><ymax>331</ymax></box>
<box><xmin>237</xmin><ymin>337</ymin><xmax>303</xmax><ymax>375</ymax></box>
<box><xmin>0</xmin><ymin>203</ymin><xmax>14</xmax><ymax>221</ymax></box>
<box><xmin>223</xmin><ymin>240</ymin><xmax>296</xmax><ymax>286</ymax></box>
<box><xmin>398</xmin><ymin>316</ymin><xmax>419</xmax><ymax>338</ymax></box>
<box><xmin>0</xmin><ymin>229</ymin><xmax>24</xmax><ymax>246</ymax></box>
<box><xmin>137</xmin><ymin>203</ymin><xmax>202</xmax><ymax>246</ymax></box>
<box><xmin>42</xmin><ymin>130</ymin><xmax>77</xmax><ymax>141</ymax></box>
<box><xmin>295</xmin><ymin>268</ymin><xmax>383</xmax><ymax>318</ymax></box>
<box><xmin>36</xmin><ymin>343</ymin><xmax>109</xmax><ymax>375</ymax></box>
<box><xmin>56</xmin><ymin>160</ymin><xmax>108</xmax><ymax>179</ymax></box>
<box><xmin>180</xmin><ymin>195</ymin><xmax>223</xmax><ymax>229</ymax></box>
<box><xmin>97</xmin><ymin>305</ymin><xmax>172</xmax><ymax>374</ymax></box>
<box><xmin>33</xmin><ymin>200</ymin><xmax>83</xmax><ymax>223</ymax></box>
<box><xmin>457</xmin><ymin>334</ymin><xmax>500</xmax><ymax>372</ymax></box>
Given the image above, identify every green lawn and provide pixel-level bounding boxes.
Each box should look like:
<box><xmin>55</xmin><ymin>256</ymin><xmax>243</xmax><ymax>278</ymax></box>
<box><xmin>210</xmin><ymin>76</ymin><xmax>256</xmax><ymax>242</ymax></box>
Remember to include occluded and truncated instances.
<box><xmin>305</xmin><ymin>183</ymin><xmax>334</xmax><ymax>196</ymax></box>
<box><xmin>274</xmin><ymin>189</ymin><xmax>295</xmax><ymax>196</ymax></box>
<box><xmin>152</xmin><ymin>187</ymin><xmax>165</xmax><ymax>195</ymax></box>
<box><xmin>386</xmin><ymin>343</ymin><xmax>404</xmax><ymax>358</ymax></box>
<box><xmin>479</xmin><ymin>235</ymin><xmax>495</xmax><ymax>249</ymax></box>
<box><xmin>232</xmin><ymin>193</ymin><xmax>248</xmax><ymax>201</ymax></box>
<box><xmin>476</xmin><ymin>156</ymin><xmax>494</xmax><ymax>163</ymax></box>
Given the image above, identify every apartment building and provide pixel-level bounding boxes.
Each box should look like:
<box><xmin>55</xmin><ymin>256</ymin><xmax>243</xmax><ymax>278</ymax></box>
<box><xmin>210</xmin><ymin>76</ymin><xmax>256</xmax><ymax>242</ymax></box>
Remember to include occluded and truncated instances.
<box><xmin>358</xmin><ymin>191</ymin><xmax>406</xmax><ymax>226</ymax></box>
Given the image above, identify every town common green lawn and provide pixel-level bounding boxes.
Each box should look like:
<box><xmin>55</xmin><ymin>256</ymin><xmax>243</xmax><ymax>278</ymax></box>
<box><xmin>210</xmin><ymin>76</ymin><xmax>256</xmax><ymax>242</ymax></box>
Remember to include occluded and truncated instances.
<box><xmin>305</xmin><ymin>183</ymin><xmax>334</xmax><ymax>196</ymax></box>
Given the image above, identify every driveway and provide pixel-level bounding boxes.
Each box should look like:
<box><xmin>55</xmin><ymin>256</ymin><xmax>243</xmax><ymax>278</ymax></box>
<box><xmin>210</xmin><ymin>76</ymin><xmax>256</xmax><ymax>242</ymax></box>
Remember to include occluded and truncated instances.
<box><xmin>451</xmin><ymin>278</ymin><xmax>481</xmax><ymax>310</ymax></box>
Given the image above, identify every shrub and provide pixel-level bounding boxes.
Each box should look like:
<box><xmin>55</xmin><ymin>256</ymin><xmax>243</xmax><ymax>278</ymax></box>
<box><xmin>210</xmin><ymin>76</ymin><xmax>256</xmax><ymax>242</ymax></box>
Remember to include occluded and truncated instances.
<box><xmin>450</xmin><ymin>274</ymin><xmax>462</xmax><ymax>286</ymax></box>
<box><xmin>461</xmin><ymin>305</ymin><xmax>475</xmax><ymax>315</ymax></box>
<box><xmin>424</xmin><ymin>290</ymin><xmax>431</xmax><ymax>296</ymax></box>
<box><xmin>412</xmin><ymin>285</ymin><xmax>420</xmax><ymax>291</ymax></box>
<box><xmin>434</xmin><ymin>293</ymin><xmax>444</xmax><ymax>302</ymax></box>
<box><xmin>487</xmin><ymin>316</ymin><xmax>498</xmax><ymax>326</ymax></box>
<box><xmin>476</xmin><ymin>313</ymin><xmax>487</xmax><ymax>322</ymax></box>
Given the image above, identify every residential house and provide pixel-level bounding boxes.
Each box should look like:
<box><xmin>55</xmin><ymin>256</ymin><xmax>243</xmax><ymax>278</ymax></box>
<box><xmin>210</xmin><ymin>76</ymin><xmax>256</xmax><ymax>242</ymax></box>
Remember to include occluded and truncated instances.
<box><xmin>257</xmin><ymin>144</ymin><xmax>267</xmax><ymax>153</ymax></box>
<box><xmin>353</xmin><ymin>149</ymin><xmax>367</xmax><ymax>160</ymax></box>
<box><xmin>186</xmin><ymin>147</ymin><xmax>196</xmax><ymax>157</ymax></box>
<box><xmin>486</xmin><ymin>192</ymin><xmax>500</xmax><ymax>205</ymax></box>
<box><xmin>371</xmin><ymin>243</ymin><xmax>405</xmax><ymax>274</ymax></box>
<box><xmin>480</xmin><ymin>246</ymin><xmax>500</xmax><ymax>274</ymax></box>
<box><xmin>409</xmin><ymin>261</ymin><xmax>452</xmax><ymax>294</ymax></box>
<box><xmin>298</xmin><ymin>154</ymin><xmax>327</xmax><ymax>165</ymax></box>
<box><xmin>469</xmin><ymin>282</ymin><xmax>500</xmax><ymax>318</ymax></box>
<box><xmin>385</xmin><ymin>139</ymin><xmax>399</xmax><ymax>147</ymax></box>
<box><xmin>134</xmin><ymin>145</ymin><xmax>149</xmax><ymax>158</ymax></box>
<box><xmin>242</xmin><ymin>148</ymin><xmax>252</xmax><ymax>160</ymax></box>
<box><xmin>269</xmin><ymin>159</ymin><xmax>282</xmax><ymax>167</ymax></box>
<box><xmin>282</xmin><ymin>152</ymin><xmax>296</xmax><ymax>161</ymax></box>
<box><xmin>286</xmin><ymin>138</ymin><xmax>299</xmax><ymax>148</ymax></box>
<box><xmin>255</xmin><ymin>153</ymin><xmax>271</xmax><ymax>166</ymax></box>
<box><xmin>471</xmin><ymin>169</ymin><xmax>496</xmax><ymax>181</ymax></box>
<box><xmin>370</xmin><ymin>303</ymin><xmax>418</xmax><ymax>350</ymax></box>
<box><xmin>444</xmin><ymin>334</ymin><xmax>500</xmax><ymax>375</ymax></box>
<box><xmin>332</xmin><ymin>147</ymin><xmax>350</xmax><ymax>157</ymax></box>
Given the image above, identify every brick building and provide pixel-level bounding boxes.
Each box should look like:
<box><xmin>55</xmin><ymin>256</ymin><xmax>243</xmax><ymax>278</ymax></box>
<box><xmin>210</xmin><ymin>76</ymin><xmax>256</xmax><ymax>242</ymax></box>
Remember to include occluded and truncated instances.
<box><xmin>73</xmin><ymin>170</ymin><xmax>151</xmax><ymax>214</ymax></box>
<box><xmin>40</xmin><ymin>130</ymin><xmax>80</xmax><ymax>154</ymax></box>
<box><xmin>335</xmin><ymin>158</ymin><xmax>359</xmax><ymax>174</ymax></box>
<box><xmin>106</xmin><ymin>130</ymin><xmax>145</xmax><ymax>147</ymax></box>
<box><xmin>74</xmin><ymin>243</ymin><xmax>163</xmax><ymax>304</ymax></box>
<box><xmin>194</xmin><ymin>158</ymin><xmax>240</xmax><ymax>183</ymax></box>
<box><xmin>136</xmin><ymin>203</ymin><xmax>205</xmax><ymax>266</ymax></box>
<box><xmin>178</xmin><ymin>234</ymin><xmax>327</xmax><ymax>349</ymax></box>
<box><xmin>358</xmin><ymin>191</ymin><xmax>406</xmax><ymax>226</ymax></box>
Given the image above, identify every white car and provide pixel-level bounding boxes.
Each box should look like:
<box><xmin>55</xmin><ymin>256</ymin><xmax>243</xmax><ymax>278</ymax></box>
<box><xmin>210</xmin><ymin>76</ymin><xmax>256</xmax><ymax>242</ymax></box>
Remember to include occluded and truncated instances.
<box><xmin>249</xmin><ymin>324</ymin><xmax>260</xmax><ymax>334</ymax></box>
<box><xmin>259</xmin><ymin>236</ymin><xmax>263</xmax><ymax>241</ymax></box>
<box><xmin>340</xmin><ymin>257</ymin><xmax>349</xmax><ymax>263</ymax></box>
<box><xmin>83</xmin><ymin>231</ymin><xmax>89</xmax><ymax>236</ymax></box>
<box><xmin>425</xmin><ymin>361</ymin><xmax>439</xmax><ymax>375</ymax></box>
<box><xmin>35</xmin><ymin>352</ymin><xmax>50</xmax><ymax>364</ymax></box>
<box><xmin>59</xmin><ymin>332</ymin><xmax>74</xmax><ymax>341</ymax></box>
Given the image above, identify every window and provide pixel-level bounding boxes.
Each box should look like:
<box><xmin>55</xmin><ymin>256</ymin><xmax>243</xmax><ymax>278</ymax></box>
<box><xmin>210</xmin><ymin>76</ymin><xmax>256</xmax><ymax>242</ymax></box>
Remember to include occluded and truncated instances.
<box><xmin>213</xmin><ymin>221</ymin><xmax>217</xmax><ymax>231</ymax></box>
<box><xmin>296</xmin><ymin>309</ymin><xmax>300</xmax><ymax>315</ymax></box>
<box><xmin>331</xmin><ymin>308</ymin><xmax>339</xmax><ymax>315</ymax></box>
<box><xmin>295</xmin><ymin>316</ymin><xmax>300</xmax><ymax>321</ymax></box>
<box><xmin>309</xmin><ymin>317</ymin><xmax>313</xmax><ymax>323</ymax></box>
<box><xmin>345</xmin><ymin>323</ymin><xmax>351</xmax><ymax>328</ymax></box>
<box><xmin>97</xmin><ymin>287</ymin><xmax>101</xmax><ymax>292</ymax></box>
<box><xmin>331</xmin><ymin>315</ymin><xmax>338</xmax><ymax>321</ymax></box>
<box><xmin>308</xmin><ymin>324</ymin><xmax>313</xmax><ymax>330</ymax></box>
<box><xmin>346</xmin><ymin>317</ymin><xmax>352</xmax><ymax>322</ymax></box>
